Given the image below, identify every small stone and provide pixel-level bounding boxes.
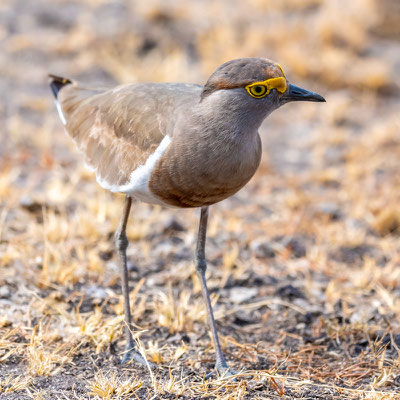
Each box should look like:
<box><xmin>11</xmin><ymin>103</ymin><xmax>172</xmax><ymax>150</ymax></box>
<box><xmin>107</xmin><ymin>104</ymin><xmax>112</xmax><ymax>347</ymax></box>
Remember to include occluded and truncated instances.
<box><xmin>19</xmin><ymin>196</ymin><xmax>44</xmax><ymax>213</ymax></box>
<box><xmin>229</xmin><ymin>287</ymin><xmax>258</xmax><ymax>304</ymax></box>
<box><xmin>154</xmin><ymin>241</ymin><xmax>175</xmax><ymax>258</ymax></box>
<box><xmin>85</xmin><ymin>285</ymin><xmax>107</xmax><ymax>300</ymax></box>
<box><xmin>163</xmin><ymin>217</ymin><xmax>186</xmax><ymax>234</ymax></box>
<box><xmin>332</xmin><ymin>244</ymin><xmax>376</xmax><ymax>264</ymax></box>
<box><xmin>98</xmin><ymin>249</ymin><xmax>113</xmax><ymax>261</ymax></box>
<box><xmin>233</xmin><ymin>312</ymin><xmax>254</xmax><ymax>326</ymax></box>
<box><xmin>282</xmin><ymin>235</ymin><xmax>307</xmax><ymax>258</ymax></box>
<box><xmin>296</xmin><ymin>322</ymin><xmax>306</xmax><ymax>330</ymax></box>
<box><xmin>275</xmin><ymin>284</ymin><xmax>305</xmax><ymax>300</ymax></box>
<box><xmin>0</xmin><ymin>286</ymin><xmax>11</xmax><ymax>299</ymax></box>
<box><xmin>250</xmin><ymin>240</ymin><xmax>276</xmax><ymax>259</ymax></box>
<box><xmin>292</xmin><ymin>298</ymin><xmax>311</xmax><ymax>309</ymax></box>
<box><xmin>313</xmin><ymin>202</ymin><xmax>342</xmax><ymax>220</ymax></box>
<box><xmin>127</xmin><ymin>261</ymin><xmax>139</xmax><ymax>272</ymax></box>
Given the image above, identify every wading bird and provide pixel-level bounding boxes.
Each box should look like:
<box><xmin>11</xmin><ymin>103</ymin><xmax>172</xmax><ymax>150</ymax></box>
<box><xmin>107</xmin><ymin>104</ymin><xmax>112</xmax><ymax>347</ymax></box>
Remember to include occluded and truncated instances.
<box><xmin>49</xmin><ymin>58</ymin><xmax>325</xmax><ymax>377</ymax></box>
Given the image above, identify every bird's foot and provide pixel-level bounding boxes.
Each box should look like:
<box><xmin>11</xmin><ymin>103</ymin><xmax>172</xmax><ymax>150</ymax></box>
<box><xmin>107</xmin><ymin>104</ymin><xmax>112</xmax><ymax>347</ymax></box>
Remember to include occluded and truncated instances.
<box><xmin>205</xmin><ymin>362</ymin><xmax>238</xmax><ymax>380</ymax></box>
<box><xmin>121</xmin><ymin>346</ymin><xmax>156</xmax><ymax>370</ymax></box>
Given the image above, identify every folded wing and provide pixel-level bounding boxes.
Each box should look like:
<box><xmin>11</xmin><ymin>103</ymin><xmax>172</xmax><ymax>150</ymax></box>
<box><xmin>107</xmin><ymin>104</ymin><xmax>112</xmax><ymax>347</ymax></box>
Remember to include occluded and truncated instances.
<box><xmin>50</xmin><ymin>77</ymin><xmax>200</xmax><ymax>191</ymax></box>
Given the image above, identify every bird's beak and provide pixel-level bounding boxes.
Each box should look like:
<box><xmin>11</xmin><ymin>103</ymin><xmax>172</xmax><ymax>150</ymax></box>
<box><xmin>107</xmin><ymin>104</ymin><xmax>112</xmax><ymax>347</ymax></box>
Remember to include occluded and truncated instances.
<box><xmin>281</xmin><ymin>83</ymin><xmax>325</xmax><ymax>103</ymax></box>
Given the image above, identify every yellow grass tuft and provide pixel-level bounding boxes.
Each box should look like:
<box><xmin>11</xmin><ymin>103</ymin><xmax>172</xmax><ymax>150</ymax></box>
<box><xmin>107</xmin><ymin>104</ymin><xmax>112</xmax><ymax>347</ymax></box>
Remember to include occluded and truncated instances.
<box><xmin>151</xmin><ymin>368</ymin><xmax>188</xmax><ymax>396</ymax></box>
<box><xmin>88</xmin><ymin>371</ymin><xmax>143</xmax><ymax>399</ymax></box>
<box><xmin>0</xmin><ymin>375</ymin><xmax>33</xmax><ymax>394</ymax></box>
<box><xmin>26</xmin><ymin>324</ymin><xmax>72</xmax><ymax>376</ymax></box>
<box><xmin>154</xmin><ymin>285</ymin><xmax>207</xmax><ymax>333</ymax></box>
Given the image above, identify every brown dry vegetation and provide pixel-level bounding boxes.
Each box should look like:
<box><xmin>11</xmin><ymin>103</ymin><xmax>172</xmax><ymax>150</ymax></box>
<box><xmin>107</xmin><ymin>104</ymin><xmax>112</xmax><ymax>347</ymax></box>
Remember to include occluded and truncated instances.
<box><xmin>1</xmin><ymin>0</ymin><xmax>400</xmax><ymax>399</ymax></box>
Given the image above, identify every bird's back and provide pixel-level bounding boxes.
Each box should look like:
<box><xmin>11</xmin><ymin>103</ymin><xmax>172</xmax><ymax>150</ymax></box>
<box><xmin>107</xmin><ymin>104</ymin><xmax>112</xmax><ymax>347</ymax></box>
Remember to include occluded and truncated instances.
<box><xmin>53</xmin><ymin>79</ymin><xmax>202</xmax><ymax>200</ymax></box>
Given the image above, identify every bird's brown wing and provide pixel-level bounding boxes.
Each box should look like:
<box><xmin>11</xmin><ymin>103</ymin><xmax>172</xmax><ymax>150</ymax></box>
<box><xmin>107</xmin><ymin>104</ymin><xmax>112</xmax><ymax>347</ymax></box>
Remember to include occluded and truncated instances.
<box><xmin>57</xmin><ymin>82</ymin><xmax>201</xmax><ymax>189</ymax></box>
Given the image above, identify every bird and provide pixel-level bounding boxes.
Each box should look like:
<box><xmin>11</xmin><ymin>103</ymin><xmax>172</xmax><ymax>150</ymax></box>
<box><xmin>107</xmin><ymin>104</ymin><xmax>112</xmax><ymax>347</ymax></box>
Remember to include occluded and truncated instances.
<box><xmin>49</xmin><ymin>57</ymin><xmax>325</xmax><ymax>377</ymax></box>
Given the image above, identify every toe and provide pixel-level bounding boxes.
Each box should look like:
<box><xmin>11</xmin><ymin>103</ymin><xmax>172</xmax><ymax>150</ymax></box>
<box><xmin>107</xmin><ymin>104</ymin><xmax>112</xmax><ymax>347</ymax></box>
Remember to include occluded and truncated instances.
<box><xmin>205</xmin><ymin>366</ymin><xmax>238</xmax><ymax>380</ymax></box>
<box><xmin>121</xmin><ymin>349</ymin><xmax>155</xmax><ymax>369</ymax></box>
<box><xmin>217</xmin><ymin>367</ymin><xmax>238</xmax><ymax>379</ymax></box>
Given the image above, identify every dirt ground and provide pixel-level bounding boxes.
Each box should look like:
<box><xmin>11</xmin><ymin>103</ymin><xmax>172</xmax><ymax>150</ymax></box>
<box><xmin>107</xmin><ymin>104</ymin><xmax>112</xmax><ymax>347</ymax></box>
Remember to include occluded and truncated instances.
<box><xmin>1</xmin><ymin>0</ymin><xmax>400</xmax><ymax>399</ymax></box>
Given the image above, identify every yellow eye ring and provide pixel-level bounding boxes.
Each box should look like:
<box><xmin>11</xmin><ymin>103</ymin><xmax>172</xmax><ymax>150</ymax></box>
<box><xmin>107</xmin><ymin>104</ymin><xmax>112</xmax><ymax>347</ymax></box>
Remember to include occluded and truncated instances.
<box><xmin>246</xmin><ymin>77</ymin><xmax>287</xmax><ymax>99</ymax></box>
<box><xmin>249</xmin><ymin>85</ymin><xmax>267</xmax><ymax>98</ymax></box>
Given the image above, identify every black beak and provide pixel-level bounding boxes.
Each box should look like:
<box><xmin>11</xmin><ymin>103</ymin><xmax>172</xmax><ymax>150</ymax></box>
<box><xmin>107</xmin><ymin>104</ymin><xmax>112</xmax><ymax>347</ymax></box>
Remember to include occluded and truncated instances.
<box><xmin>281</xmin><ymin>83</ymin><xmax>325</xmax><ymax>103</ymax></box>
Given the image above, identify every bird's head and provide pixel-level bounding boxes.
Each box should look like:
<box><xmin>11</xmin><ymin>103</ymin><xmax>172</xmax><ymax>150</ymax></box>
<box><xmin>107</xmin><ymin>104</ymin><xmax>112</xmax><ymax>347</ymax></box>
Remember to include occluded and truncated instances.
<box><xmin>201</xmin><ymin>58</ymin><xmax>325</xmax><ymax>116</ymax></box>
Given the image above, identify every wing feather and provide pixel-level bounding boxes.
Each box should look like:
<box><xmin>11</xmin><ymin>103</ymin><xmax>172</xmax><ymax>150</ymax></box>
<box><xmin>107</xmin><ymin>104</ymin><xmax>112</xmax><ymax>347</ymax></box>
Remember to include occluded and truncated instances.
<box><xmin>57</xmin><ymin>82</ymin><xmax>201</xmax><ymax>189</ymax></box>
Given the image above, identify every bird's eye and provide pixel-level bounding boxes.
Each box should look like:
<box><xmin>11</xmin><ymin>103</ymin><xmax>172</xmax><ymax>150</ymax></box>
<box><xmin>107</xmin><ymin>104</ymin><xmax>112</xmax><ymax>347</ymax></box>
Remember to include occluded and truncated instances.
<box><xmin>246</xmin><ymin>77</ymin><xmax>287</xmax><ymax>99</ymax></box>
<box><xmin>248</xmin><ymin>85</ymin><xmax>267</xmax><ymax>98</ymax></box>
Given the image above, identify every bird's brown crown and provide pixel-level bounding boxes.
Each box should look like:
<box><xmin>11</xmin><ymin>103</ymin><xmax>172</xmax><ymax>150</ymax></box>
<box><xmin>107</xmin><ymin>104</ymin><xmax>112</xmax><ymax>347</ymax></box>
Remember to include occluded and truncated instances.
<box><xmin>201</xmin><ymin>58</ymin><xmax>286</xmax><ymax>99</ymax></box>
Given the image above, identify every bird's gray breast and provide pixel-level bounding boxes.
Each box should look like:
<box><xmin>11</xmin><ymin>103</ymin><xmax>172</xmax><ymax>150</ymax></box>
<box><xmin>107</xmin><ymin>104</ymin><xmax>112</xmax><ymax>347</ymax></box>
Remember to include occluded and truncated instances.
<box><xmin>148</xmin><ymin>124</ymin><xmax>262</xmax><ymax>208</ymax></box>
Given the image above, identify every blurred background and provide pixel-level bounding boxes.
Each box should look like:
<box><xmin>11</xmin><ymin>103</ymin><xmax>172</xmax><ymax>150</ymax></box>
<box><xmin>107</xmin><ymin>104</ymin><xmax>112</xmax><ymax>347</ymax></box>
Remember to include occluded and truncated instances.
<box><xmin>1</xmin><ymin>0</ymin><xmax>399</xmax><ymax>197</ymax></box>
<box><xmin>0</xmin><ymin>0</ymin><xmax>400</xmax><ymax>398</ymax></box>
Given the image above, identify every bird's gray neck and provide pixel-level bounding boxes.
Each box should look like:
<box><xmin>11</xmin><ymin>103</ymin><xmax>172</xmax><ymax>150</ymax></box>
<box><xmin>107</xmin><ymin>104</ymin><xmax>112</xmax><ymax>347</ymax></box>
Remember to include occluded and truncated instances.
<box><xmin>167</xmin><ymin>88</ymin><xmax>264</xmax><ymax>195</ymax></box>
<box><xmin>193</xmin><ymin>89</ymin><xmax>272</xmax><ymax>142</ymax></box>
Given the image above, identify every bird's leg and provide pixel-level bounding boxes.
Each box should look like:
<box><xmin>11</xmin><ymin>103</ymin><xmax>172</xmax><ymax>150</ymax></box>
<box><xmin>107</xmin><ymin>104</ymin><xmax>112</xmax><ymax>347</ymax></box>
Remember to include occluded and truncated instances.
<box><xmin>194</xmin><ymin>206</ymin><xmax>236</xmax><ymax>378</ymax></box>
<box><xmin>115</xmin><ymin>196</ymin><xmax>150</xmax><ymax>366</ymax></box>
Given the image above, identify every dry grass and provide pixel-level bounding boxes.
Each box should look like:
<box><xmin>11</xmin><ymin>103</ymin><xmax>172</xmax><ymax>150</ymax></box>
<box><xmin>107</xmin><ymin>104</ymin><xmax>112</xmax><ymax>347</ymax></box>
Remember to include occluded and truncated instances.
<box><xmin>88</xmin><ymin>371</ymin><xmax>143</xmax><ymax>399</ymax></box>
<box><xmin>1</xmin><ymin>0</ymin><xmax>400</xmax><ymax>398</ymax></box>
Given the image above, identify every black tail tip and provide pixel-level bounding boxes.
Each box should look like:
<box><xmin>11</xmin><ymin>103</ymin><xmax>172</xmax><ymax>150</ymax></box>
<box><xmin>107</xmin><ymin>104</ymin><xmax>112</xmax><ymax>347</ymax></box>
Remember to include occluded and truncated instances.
<box><xmin>49</xmin><ymin>74</ymin><xmax>72</xmax><ymax>98</ymax></box>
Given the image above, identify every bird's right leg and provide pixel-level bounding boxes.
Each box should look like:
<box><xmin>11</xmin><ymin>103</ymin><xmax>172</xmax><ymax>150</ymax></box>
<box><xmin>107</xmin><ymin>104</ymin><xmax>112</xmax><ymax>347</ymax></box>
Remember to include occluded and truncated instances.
<box><xmin>194</xmin><ymin>206</ymin><xmax>236</xmax><ymax>378</ymax></box>
<box><xmin>115</xmin><ymin>196</ymin><xmax>151</xmax><ymax>366</ymax></box>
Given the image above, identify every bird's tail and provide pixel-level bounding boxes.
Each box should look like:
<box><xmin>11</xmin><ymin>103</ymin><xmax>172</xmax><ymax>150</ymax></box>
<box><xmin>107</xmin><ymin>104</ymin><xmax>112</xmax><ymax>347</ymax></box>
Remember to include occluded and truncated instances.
<box><xmin>48</xmin><ymin>74</ymin><xmax>72</xmax><ymax>99</ymax></box>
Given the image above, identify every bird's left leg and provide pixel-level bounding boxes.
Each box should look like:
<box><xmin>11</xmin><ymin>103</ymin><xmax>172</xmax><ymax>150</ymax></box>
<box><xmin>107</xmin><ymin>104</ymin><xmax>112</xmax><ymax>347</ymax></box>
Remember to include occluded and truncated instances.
<box><xmin>115</xmin><ymin>195</ymin><xmax>152</xmax><ymax>367</ymax></box>
<box><xmin>194</xmin><ymin>206</ymin><xmax>236</xmax><ymax>378</ymax></box>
